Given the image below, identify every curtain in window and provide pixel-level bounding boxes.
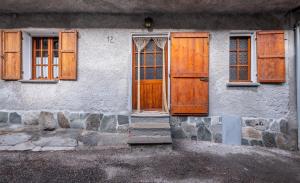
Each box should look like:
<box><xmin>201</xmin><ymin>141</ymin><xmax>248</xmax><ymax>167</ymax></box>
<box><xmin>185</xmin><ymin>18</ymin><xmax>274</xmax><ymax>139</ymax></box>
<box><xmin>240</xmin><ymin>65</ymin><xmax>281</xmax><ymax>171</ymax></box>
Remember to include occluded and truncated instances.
<box><xmin>133</xmin><ymin>37</ymin><xmax>150</xmax><ymax>112</ymax></box>
<box><xmin>153</xmin><ymin>38</ymin><xmax>168</xmax><ymax>113</ymax></box>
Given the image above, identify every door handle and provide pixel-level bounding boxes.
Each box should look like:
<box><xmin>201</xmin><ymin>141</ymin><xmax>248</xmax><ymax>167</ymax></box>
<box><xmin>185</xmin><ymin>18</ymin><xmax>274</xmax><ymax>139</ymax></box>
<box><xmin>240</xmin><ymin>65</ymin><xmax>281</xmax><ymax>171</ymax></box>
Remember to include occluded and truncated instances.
<box><xmin>199</xmin><ymin>77</ymin><xmax>209</xmax><ymax>82</ymax></box>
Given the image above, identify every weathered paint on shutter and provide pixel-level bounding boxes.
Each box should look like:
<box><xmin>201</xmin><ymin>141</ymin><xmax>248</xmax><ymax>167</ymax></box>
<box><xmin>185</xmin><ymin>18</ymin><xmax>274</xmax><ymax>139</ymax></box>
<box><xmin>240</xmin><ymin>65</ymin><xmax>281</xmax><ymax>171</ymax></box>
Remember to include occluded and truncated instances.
<box><xmin>59</xmin><ymin>30</ymin><xmax>78</xmax><ymax>80</ymax></box>
<box><xmin>171</xmin><ymin>32</ymin><xmax>209</xmax><ymax>115</ymax></box>
<box><xmin>2</xmin><ymin>30</ymin><xmax>22</xmax><ymax>80</ymax></box>
<box><xmin>256</xmin><ymin>31</ymin><xmax>285</xmax><ymax>83</ymax></box>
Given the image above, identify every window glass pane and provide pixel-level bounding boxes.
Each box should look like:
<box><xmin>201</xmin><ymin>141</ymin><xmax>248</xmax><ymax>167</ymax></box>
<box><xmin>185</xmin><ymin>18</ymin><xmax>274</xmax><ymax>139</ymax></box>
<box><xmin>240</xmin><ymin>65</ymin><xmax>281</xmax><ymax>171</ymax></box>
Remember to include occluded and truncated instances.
<box><xmin>239</xmin><ymin>52</ymin><xmax>248</xmax><ymax>65</ymax></box>
<box><xmin>239</xmin><ymin>66</ymin><xmax>249</xmax><ymax>80</ymax></box>
<box><xmin>229</xmin><ymin>66</ymin><xmax>237</xmax><ymax>81</ymax></box>
<box><xmin>42</xmin><ymin>66</ymin><xmax>48</xmax><ymax>79</ymax></box>
<box><xmin>135</xmin><ymin>67</ymin><xmax>144</xmax><ymax>80</ymax></box>
<box><xmin>53</xmin><ymin>66</ymin><xmax>59</xmax><ymax>79</ymax></box>
<box><xmin>42</xmin><ymin>51</ymin><xmax>48</xmax><ymax>65</ymax></box>
<box><xmin>230</xmin><ymin>52</ymin><xmax>237</xmax><ymax>65</ymax></box>
<box><xmin>36</xmin><ymin>66</ymin><xmax>41</xmax><ymax>78</ymax></box>
<box><xmin>230</xmin><ymin>38</ymin><xmax>236</xmax><ymax>50</ymax></box>
<box><xmin>146</xmin><ymin>68</ymin><xmax>154</xmax><ymax>79</ymax></box>
<box><xmin>53</xmin><ymin>38</ymin><xmax>59</xmax><ymax>49</ymax></box>
<box><xmin>43</xmin><ymin>38</ymin><xmax>48</xmax><ymax>49</ymax></box>
<box><xmin>35</xmin><ymin>38</ymin><xmax>41</xmax><ymax>49</ymax></box>
<box><xmin>146</xmin><ymin>54</ymin><xmax>154</xmax><ymax>66</ymax></box>
<box><xmin>36</xmin><ymin>52</ymin><xmax>41</xmax><ymax>64</ymax></box>
<box><xmin>156</xmin><ymin>53</ymin><xmax>163</xmax><ymax>66</ymax></box>
<box><xmin>144</xmin><ymin>40</ymin><xmax>154</xmax><ymax>52</ymax></box>
<box><xmin>135</xmin><ymin>54</ymin><xmax>144</xmax><ymax>66</ymax></box>
<box><xmin>239</xmin><ymin>38</ymin><xmax>248</xmax><ymax>50</ymax></box>
<box><xmin>156</xmin><ymin>67</ymin><xmax>162</xmax><ymax>79</ymax></box>
<box><xmin>53</xmin><ymin>51</ymin><xmax>59</xmax><ymax>65</ymax></box>
<box><xmin>156</xmin><ymin>46</ymin><xmax>163</xmax><ymax>52</ymax></box>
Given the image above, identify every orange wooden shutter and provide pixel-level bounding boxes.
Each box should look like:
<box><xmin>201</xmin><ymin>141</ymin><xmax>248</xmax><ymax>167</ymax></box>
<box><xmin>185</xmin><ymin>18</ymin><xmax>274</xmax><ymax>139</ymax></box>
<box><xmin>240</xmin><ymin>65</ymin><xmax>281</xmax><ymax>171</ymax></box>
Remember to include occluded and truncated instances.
<box><xmin>256</xmin><ymin>31</ymin><xmax>285</xmax><ymax>83</ymax></box>
<box><xmin>1</xmin><ymin>30</ymin><xmax>22</xmax><ymax>80</ymax></box>
<box><xmin>171</xmin><ymin>32</ymin><xmax>209</xmax><ymax>115</ymax></box>
<box><xmin>59</xmin><ymin>30</ymin><xmax>78</xmax><ymax>80</ymax></box>
<box><xmin>0</xmin><ymin>30</ymin><xmax>2</xmax><ymax>80</ymax></box>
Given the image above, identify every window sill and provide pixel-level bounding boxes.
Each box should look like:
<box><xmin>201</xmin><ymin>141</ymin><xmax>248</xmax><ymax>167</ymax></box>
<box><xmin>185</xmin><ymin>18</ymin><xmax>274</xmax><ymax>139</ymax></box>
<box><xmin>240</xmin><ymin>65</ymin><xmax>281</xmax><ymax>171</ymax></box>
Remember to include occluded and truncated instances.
<box><xmin>18</xmin><ymin>80</ymin><xmax>59</xmax><ymax>84</ymax></box>
<box><xmin>226</xmin><ymin>82</ymin><xmax>260</xmax><ymax>87</ymax></box>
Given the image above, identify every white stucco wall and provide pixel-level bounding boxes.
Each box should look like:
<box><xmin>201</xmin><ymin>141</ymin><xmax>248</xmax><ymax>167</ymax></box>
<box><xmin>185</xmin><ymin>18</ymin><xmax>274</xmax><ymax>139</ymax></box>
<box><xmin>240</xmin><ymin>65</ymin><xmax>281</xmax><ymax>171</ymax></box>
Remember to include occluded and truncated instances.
<box><xmin>0</xmin><ymin>29</ymin><xmax>296</xmax><ymax>128</ymax></box>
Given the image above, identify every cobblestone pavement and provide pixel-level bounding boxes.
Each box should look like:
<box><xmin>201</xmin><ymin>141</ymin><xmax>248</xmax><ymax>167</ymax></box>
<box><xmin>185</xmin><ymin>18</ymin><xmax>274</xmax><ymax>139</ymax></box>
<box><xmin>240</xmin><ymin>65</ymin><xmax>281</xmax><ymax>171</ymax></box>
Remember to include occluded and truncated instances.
<box><xmin>0</xmin><ymin>140</ymin><xmax>300</xmax><ymax>183</ymax></box>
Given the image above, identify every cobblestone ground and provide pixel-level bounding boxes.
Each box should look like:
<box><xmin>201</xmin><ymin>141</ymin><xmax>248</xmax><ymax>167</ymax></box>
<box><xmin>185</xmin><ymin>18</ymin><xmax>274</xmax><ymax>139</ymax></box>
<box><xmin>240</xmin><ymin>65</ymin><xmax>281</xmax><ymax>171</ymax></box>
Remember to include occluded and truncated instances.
<box><xmin>0</xmin><ymin>140</ymin><xmax>299</xmax><ymax>183</ymax></box>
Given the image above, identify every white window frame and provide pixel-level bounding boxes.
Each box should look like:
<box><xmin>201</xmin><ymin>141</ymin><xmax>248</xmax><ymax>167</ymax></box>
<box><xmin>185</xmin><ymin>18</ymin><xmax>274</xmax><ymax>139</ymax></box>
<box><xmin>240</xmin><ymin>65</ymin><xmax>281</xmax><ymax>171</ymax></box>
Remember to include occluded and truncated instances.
<box><xmin>229</xmin><ymin>32</ymin><xmax>257</xmax><ymax>83</ymax></box>
<box><xmin>21</xmin><ymin>29</ymin><xmax>59</xmax><ymax>81</ymax></box>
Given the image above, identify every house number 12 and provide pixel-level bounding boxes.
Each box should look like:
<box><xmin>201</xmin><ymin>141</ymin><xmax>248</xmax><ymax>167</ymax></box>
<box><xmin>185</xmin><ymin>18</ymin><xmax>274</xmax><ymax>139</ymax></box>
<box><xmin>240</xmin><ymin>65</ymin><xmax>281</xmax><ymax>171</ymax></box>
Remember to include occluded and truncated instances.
<box><xmin>107</xmin><ymin>36</ymin><xmax>114</xmax><ymax>43</ymax></box>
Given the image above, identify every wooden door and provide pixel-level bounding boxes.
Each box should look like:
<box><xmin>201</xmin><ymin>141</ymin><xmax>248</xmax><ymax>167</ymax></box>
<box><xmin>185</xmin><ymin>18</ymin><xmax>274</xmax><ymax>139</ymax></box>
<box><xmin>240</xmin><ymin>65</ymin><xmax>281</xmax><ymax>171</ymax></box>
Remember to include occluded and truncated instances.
<box><xmin>171</xmin><ymin>32</ymin><xmax>209</xmax><ymax>115</ymax></box>
<box><xmin>132</xmin><ymin>39</ymin><xmax>168</xmax><ymax>111</ymax></box>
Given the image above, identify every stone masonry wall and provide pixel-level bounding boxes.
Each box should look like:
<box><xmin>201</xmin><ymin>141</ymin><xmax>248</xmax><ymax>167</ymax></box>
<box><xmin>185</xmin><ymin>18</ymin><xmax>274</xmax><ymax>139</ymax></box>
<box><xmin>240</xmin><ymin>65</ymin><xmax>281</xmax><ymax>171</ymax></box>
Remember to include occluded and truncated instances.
<box><xmin>170</xmin><ymin>116</ymin><xmax>298</xmax><ymax>151</ymax></box>
<box><xmin>0</xmin><ymin>110</ymin><xmax>129</xmax><ymax>133</ymax></box>
<box><xmin>241</xmin><ymin>117</ymin><xmax>298</xmax><ymax>150</ymax></box>
<box><xmin>170</xmin><ymin>116</ymin><xmax>223</xmax><ymax>143</ymax></box>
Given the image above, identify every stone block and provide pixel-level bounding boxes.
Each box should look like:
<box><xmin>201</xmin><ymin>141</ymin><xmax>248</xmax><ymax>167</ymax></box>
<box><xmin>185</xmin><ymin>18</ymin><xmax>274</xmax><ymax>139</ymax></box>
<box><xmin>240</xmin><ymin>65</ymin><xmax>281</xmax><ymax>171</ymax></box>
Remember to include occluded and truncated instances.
<box><xmin>0</xmin><ymin>112</ymin><xmax>8</xmax><ymax>124</ymax></box>
<box><xmin>57</xmin><ymin>112</ymin><xmax>70</xmax><ymax>128</ymax></box>
<box><xmin>275</xmin><ymin>133</ymin><xmax>289</xmax><ymax>150</ymax></box>
<box><xmin>262</xmin><ymin>132</ymin><xmax>277</xmax><ymax>148</ymax></box>
<box><xmin>169</xmin><ymin>116</ymin><xmax>187</xmax><ymax>127</ymax></box>
<box><xmin>269</xmin><ymin>121</ymin><xmax>280</xmax><ymax>132</ymax></box>
<box><xmin>86</xmin><ymin>113</ymin><xmax>101</xmax><ymax>131</ymax></box>
<box><xmin>100</xmin><ymin>115</ymin><xmax>117</xmax><ymax>133</ymax></box>
<box><xmin>250</xmin><ymin>140</ymin><xmax>263</xmax><ymax>146</ymax></box>
<box><xmin>197</xmin><ymin>124</ymin><xmax>212</xmax><ymax>141</ymax></box>
<box><xmin>117</xmin><ymin>124</ymin><xmax>129</xmax><ymax>133</ymax></box>
<box><xmin>210</xmin><ymin>116</ymin><xmax>222</xmax><ymax>126</ymax></box>
<box><xmin>242</xmin><ymin>127</ymin><xmax>262</xmax><ymax>140</ymax></box>
<box><xmin>213</xmin><ymin>133</ymin><xmax>222</xmax><ymax>143</ymax></box>
<box><xmin>181</xmin><ymin>122</ymin><xmax>197</xmax><ymax>138</ymax></box>
<box><xmin>242</xmin><ymin>117</ymin><xmax>270</xmax><ymax>131</ymax></box>
<box><xmin>9</xmin><ymin>112</ymin><xmax>21</xmax><ymax>124</ymax></box>
<box><xmin>69</xmin><ymin>112</ymin><xmax>89</xmax><ymax>129</ymax></box>
<box><xmin>39</xmin><ymin>111</ymin><xmax>57</xmax><ymax>131</ymax></box>
<box><xmin>171</xmin><ymin>126</ymin><xmax>187</xmax><ymax>139</ymax></box>
<box><xmin>117</xmin><ymin>115</ymin><xmax>129</xmax><ymax>125</ymax></box>
<box><xmin>241</xmin><ymin>138</ymin><xmax>249</xmax><ymax>145</ymax></box>
<box><xmin>22</xmin><ymin>111</ymin><xmax>39</xmax><ymax>125</ymax></box>
<box><xmin>279</xmin><ymin>119</ymin><xmax>288</xmax><ymax>134</ymax></box>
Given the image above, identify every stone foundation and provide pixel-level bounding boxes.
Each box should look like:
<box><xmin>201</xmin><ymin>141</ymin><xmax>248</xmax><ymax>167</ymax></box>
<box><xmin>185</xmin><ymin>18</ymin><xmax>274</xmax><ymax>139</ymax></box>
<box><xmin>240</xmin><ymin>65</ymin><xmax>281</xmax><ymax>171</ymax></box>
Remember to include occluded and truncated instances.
<box><xmin>170</xmin><ymin>116</ymin><xmax>223</xmax><ymax>143</ymax></box>
<box><xmin>241</xmin><ymin>117</ymin><xmax>297</xmax><ymax>150</ymax></box>
<box><xmin>0</xmin><ymin>110</ymin><xmax>129</xmax><ymax>133</ymax></box>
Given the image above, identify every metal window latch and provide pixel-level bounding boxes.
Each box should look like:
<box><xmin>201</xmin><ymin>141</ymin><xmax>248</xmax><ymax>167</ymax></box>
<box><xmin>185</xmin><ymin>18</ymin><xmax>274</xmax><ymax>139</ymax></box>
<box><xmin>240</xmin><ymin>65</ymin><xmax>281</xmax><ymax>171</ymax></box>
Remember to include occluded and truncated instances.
<box><xmin>199</xmin><ymin>77</ymin><xmax>209</xmax><ymax>82</ymax></box>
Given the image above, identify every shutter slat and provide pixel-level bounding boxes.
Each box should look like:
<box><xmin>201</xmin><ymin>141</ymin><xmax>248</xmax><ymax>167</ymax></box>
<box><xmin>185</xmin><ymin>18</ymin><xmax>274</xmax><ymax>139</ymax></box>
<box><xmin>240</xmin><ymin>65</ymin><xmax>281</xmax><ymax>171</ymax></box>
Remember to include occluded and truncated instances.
<box><xmin>257</xmin><ymin>31</ymin><xmax>285</xmax><ymax>83</ymax></box>
<box><xmin>59</xmin><ymin>30</ymin><xmax>77</xmax><ymax>80</ymax></box>
<box><xmin>2</xmin><ymin>30</ymin><xmax>22</xmax><ymax>80</ymax></box>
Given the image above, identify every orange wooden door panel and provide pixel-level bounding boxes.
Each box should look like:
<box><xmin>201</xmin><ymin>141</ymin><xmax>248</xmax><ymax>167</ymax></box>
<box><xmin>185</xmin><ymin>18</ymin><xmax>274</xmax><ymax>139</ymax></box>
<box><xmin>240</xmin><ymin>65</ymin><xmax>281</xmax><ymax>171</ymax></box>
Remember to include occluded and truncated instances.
<box><xmin>2</xmin><ymin>31</ymin><xmax>22</xmax><ymax>80</ymax></box>
<box><xmin>256</xmin><ymin>31</ymin><xmax>285</xmax><ymax>83</ymax></box>
<box><xmin>171</xmin><ymin>32</ymin><xmax>209</xmax><ymax>115</ymax></box>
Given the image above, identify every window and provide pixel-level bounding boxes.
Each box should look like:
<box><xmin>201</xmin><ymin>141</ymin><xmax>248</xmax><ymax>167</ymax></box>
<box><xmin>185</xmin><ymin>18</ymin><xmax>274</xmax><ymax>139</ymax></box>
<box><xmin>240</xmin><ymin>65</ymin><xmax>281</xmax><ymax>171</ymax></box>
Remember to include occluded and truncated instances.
<box><xmin>134</xmin><ymin>39</ymin><xmax>163</xmax><ymax>80</ymax></box>
<box><xmin>229</xmin><ymin>36</ymin><xmax>251</xmax><ymax>82</ymax></box>
<box><xmin>32</xmin><ymin>37</ymin><xmax>59</xmax><ymax>80</ymax></box>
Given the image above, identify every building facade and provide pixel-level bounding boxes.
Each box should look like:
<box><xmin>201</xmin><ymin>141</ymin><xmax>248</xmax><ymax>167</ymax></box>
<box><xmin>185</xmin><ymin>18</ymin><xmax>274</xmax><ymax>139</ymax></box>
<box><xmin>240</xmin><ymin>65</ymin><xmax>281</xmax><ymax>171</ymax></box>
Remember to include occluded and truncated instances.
<box><xmin>0</xmin><ymin>1</ymin><xmax>300</xmax><ymax>150</ymax></box>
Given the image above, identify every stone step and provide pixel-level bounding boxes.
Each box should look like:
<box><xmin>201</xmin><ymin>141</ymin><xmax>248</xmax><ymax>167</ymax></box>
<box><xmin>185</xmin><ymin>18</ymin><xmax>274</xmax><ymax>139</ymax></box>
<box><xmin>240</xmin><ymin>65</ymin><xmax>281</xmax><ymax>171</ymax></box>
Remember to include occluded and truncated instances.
<box><xmin>129</xmin><ymin>122</ymin><xmax>171</xmax><ymax>136</ymax></box>
<box><xmin>131</xmin><ymin>116</ymin><xmax>170</xmax><ymax>123</ymax></box>
<box><xmin>127</xmin><ymin>136</ymin><xmax>172</xmax><ymax>144</ymax></box>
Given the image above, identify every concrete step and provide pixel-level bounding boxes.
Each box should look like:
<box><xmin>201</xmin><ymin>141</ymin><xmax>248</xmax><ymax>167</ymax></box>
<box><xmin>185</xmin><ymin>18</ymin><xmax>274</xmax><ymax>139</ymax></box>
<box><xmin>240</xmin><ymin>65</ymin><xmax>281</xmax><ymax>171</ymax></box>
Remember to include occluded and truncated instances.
<box><xmin>128</xmin><ymin>136</ymin><xmax>172</xmax><ymax>144</ymax></box>
<box><xmin>128</xmin><ymin>122</ymin><xmax>172</xmax><ymax>145</ymax></box>
<box><xmin>129</xmin><ymin>122</ymin><xmax>171</xmax><ymax>136</ymax></box>
<box><xmin>131</xmin><ymin>116</ymin><xmax>170</xmax><ymax>123</ymax></box>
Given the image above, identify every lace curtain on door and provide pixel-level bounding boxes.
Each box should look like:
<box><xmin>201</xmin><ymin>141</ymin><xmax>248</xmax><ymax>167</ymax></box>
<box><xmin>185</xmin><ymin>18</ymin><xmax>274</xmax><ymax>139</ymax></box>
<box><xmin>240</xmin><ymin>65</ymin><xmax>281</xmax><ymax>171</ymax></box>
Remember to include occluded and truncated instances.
<box><xmin>153</xmin><ymin>38</ymin><xmax>168</xmax><ymax>113</ymax></box>
<box><xmin>133</xmin><ymin>37</ymin><xmax>150</xmax><ymax>112</ymax></box>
